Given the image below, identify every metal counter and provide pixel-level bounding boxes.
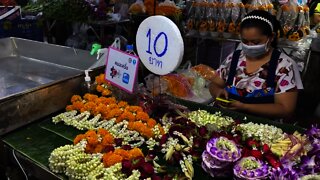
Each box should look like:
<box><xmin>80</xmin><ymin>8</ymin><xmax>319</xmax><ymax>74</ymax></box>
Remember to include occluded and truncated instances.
<box><xmin>0</xmin><ymin>37</ymin><xmax>99</xmax><ymax>135</ymax></box>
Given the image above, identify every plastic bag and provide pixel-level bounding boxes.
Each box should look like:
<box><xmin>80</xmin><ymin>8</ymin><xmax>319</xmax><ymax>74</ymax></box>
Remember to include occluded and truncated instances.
<box><xmin>161</xmin><ymin>74</ymin><xmax>194</xmax><ymax>98</ymax></box>
<box><xmin>129</xmin><ymin>0</ymin><xmax>146</xmax><ymax>14</ymax></box>
<box><xmin>191</xmin><ymin>64</ymin><xmax>217</xmax><ymax>81</ymax></box>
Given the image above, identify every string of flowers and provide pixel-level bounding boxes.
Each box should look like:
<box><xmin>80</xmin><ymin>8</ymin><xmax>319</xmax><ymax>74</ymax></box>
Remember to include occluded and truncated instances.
<box><xmin>95</xmin><ymin>74</ymin><xmax>113</xmax><ymax>96</ymax></box>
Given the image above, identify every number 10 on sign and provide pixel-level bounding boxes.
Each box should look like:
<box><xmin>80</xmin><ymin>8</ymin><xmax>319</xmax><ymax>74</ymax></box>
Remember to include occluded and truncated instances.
<box><xmin>146</xmin><ymin>28</ymin><xmax>168</xmax><ymax>58</ymax></box>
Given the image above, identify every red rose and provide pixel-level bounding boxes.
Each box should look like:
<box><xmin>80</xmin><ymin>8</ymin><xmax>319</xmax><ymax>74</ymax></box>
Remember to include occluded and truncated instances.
<box><xmin>247</xmin><ymin>139</ymin><xmax>260</xmax><ymax>148</ymax></box>
<box><xmin>142</xmin><ymin>162</ymin><xmax>155</xmax><ymax>175</ymax></box>
<box><xmin>264</xmin><ymin>153</ymin><xmax>281</xmax><ymax>168</ymax></box>
<box><xmin>262</xmin><ymin>144</ymin><xmax>270</xmax><ymax>153</ymax></box>
<box><xmin>250</xmin><ymin>150</ymin><xmax>263</xmax><ymax>159</ymax></box>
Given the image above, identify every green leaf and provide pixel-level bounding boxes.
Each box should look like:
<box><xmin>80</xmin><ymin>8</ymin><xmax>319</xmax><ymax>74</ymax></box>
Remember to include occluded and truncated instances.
<box><xmin>3</xmin><ymin>123</ymin><xmax>71</xmax><ymax>168</ymax></box>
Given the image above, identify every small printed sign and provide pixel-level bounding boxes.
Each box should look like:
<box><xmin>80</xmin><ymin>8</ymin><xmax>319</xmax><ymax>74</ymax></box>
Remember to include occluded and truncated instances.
<box><xmin>136</xmin><ymin>16</ymin><xmax>184</xmax><ymax>75</ymax></box>
<box><xmin>105</xmin><ymin>47</ymin><xmax>139</xmax><ymax>93</ymax></box>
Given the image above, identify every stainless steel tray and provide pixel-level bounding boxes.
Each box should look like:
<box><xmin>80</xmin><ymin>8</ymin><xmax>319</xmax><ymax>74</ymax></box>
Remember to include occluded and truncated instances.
<box><xmin>0</xmin><ymin>37</ymin><xmax>99</xmax><ymax>135</ymax></box>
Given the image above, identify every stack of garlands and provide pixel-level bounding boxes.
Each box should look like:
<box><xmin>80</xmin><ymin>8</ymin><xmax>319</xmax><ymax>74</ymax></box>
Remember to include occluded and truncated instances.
<box><xmin>49</xmin><ymin>129</ymin><xmax>150</xmax><ymax>179</ymax></box>
<box><xmin>54</xmin><ymin>93</ymin><xmax>164</xmax><ymax>140</ymax></box>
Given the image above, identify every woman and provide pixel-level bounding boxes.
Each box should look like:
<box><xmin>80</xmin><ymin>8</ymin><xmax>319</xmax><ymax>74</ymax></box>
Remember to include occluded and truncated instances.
<box><xmin>208</xmin><ymin>10</ymin><xmax>303</xmax><ymax>119</ymax></box>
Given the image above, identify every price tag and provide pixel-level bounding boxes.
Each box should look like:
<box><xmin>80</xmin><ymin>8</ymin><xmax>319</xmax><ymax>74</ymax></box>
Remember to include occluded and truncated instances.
<box><xmin>105</xmin><ymin>47</ymin><xmax>139</xmax><ymax>93</ymax></box>
<box><xmin>136</xmin><ymin>16</ymin><xmax>184</xmax><ymax>75</ymax></box>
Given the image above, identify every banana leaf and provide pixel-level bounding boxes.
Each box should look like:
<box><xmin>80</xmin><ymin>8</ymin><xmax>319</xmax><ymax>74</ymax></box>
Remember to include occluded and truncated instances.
<box><xmin>2</xmin><ymin>123</ymin><xmax>71</xmax><ymax>168</ymax></box>
<box><xmin>38</xmin><ymin>118</ymin><xmax>84</xmax><ymax>142</ymax></box>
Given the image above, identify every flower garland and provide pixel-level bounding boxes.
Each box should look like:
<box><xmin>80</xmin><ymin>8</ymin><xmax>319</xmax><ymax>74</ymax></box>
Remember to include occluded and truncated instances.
<box><xmin>56</xmin><ymin>93</ymin><xmax>165</xmax><ymax>140</ymax></box>
<box><xmin>188</xmin><ymin>110</ymin><xmax>234</xmax><ymax>130</ymax></box>
<box><xmin>73</xmin><ymin>129</ymin><xmax>114</xmax><ymax>154</ymax></box>
<box><xmin>102</xmin><ymin>148</ymin><xmax>144</xmax><ymax>168</ymax></box>
<box><xmin>236</xmin><ymin>122</ymin><xmax>285</xmax><ymax>146</ymax></box>
<box><xmin>95</xmin><ymin>74</ymin><xmax>113</xmax><ymax>96</ymax></box>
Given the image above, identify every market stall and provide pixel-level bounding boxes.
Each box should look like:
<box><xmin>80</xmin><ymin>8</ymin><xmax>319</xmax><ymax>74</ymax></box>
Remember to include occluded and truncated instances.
<box><xmin>1</xmin><ymin>0</ymin><xmax>320</xmax><ymax>179</ymax></box>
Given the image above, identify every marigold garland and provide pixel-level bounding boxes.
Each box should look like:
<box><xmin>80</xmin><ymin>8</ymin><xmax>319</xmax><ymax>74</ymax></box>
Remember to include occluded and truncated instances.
<box><xmin>74</xmin><ymin>129</ymin><xmax>114</xmax><ymax>154</ymax></box>
<box><xmin>102</xmin><ymin>148</ymin><xmax>144</xmax><ymax>168</ymax></box>
<box><xmin>95</xmin><ymin>74</ymin><xmax>112</xmax><ymax>96</ymax></box>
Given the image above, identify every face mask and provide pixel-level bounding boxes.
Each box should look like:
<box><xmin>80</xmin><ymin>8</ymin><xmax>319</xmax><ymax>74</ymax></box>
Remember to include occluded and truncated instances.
<box><xmin>241</xmin><ymin>40</ymin><xmax>269</xmax><ymax>58</ymax></box>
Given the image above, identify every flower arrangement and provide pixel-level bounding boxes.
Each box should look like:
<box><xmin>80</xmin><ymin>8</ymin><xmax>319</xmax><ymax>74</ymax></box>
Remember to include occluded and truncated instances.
<box><xmin>49</xmin><ymin>74</ymin><xmax>320</xmax><ymax>180</ymax></box>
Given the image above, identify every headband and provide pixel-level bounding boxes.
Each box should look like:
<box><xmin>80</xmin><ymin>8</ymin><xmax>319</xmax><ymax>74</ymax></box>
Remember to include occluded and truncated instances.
<box><xmin>241</xmin><ymin>15</ymin><xmax>273</xmax><ymax>31</ymax></box>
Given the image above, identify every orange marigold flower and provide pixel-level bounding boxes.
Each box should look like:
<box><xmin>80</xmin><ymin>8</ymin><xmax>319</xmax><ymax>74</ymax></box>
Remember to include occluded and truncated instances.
<box><xmin>101</xmin><ymin>134</ymin><xmax>114</xmax><ymax>146</ymax></box>
<box><xmin>116</xmin><ymin>111</ymin><xmax>135</xmax><ymax>123</ymax></box>
<box><xmin>133</xmin><ymin>121</ymin><xmax>145</xmax><ymax>129</ymax></box>
<box><xmin>103</xmin><ymin>153</ymin><xmax>123</xmax><ymax>167</ymax></box>
<box><xmin>136</xmin><ymin>112</ymin><xmax>149</xmax><ymax>122</ymax></box>
<box><xmin>71</xmin><ymin>95</ymin><xmax>82</xmax><ymax>103</ymax></box>
<box><xmin>87</xmin><ymin>135</ymin><xmax>99</xmax><ymax>146</ymax></box>
<box><xmin>96</xmin><ymin>85</ymin><xmax>104</xmax><ymax>92</ymax></box>
<box><xmin>109</xmin><ymin>108</ymin><xmax>123</xmax><ymax>117</ymax></box>
<box><xmin>66</xmin><ymin>105</ymin><xmax>74</xmax><ymax>111</ymax></box>
<box><xmin>157</xmin><ymin>124</ymin><xmax>165</xmax><ymax>135</ymax></box>
<box><xmin>73</xmin><ymin>101</ymin><xmax>84</xmax><ymax>111</ymax></box>
<box><xmin>102</xmin><ymin>90</ymin><xmax>112</xmax><ymax>96</ymax></box>
<box><xmin>127</xmin><ymin>122</ymin><xmax>135</xmax><ymax>130</ymax></box>
<box><xmin>83</xmin><ymin>102</ymin><xmax>97</xmax><ymax>112</ymax></box>
<box><xmin>147</xmin><ymin>118</ymin><xmax>157</xmax><ymax>128</ymax></box>
<box><xmin>73</xmin><ymin>134</ymin><xmax>85</xmax><ymax>145</ymax></box>
<box><xmin>95</xmin><ymin>74</ymin><xmax>107</xmax><ymax>85</ymax></box>
<box><xmin>118</xmin><ymin>101</ymin><xmax>128</xmax><ymax>109</ymax></box>
<box><xmin>85</xmin><ymin>130</ymin><xmax>96</xmax><ymax>137</ymax></box>
<box><xmin>141</xmin><ymin>128</ymin><xmax>154</xmax><ymax>139</ymax></box>
<box><xmin>85</xmin><ymin>144</ymin><xmax>95</xmax><ymax>154</ymax></box>
<box><xmin>129</xmin><ymin>148</ymin><xmax>144</xmax><ymax>159</ymax></box>
<box><xmin>108</xmin><ymin>103</ymin><xmax>118</xmax><ymax>110</ymax></box>
<box><xmin>96</xmin><ymin>104</ymin><xmax>108</xmax><ymax>114</ymax></box>
<box><xmin>84</xmin><ymin>94</ymin><xmax>99</xmax><ymax>102</ymax></box>
<box><xmin>98</xmin><ymin>128</ymin><xmax>110</xmax><ymax>136</ymax></box>
<box><xmin>93</xmin><ymin>144</ymin><xmax>104</xmax><ymax>153</ymax></box>
<box><xmin>114</xmin><ymin>149</ymin><xmax>132</xmax><ymax>160</ymax></box>
<box><xmin>105</xmin><ymin>97</ymin><xmax>117</xmax><ymax>105</ymax></box>
<box><xmin>126</xmin><ymin>106</ymin><xmax>143</xmax><ymax>113</ymax></box>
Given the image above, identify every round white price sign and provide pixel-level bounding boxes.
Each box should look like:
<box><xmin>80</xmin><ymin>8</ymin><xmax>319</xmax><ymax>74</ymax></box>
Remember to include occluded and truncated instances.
<box><xmin>136</xmin><ymin>16</ymin><xmax>184</xmax><ymax>75</ymax></box>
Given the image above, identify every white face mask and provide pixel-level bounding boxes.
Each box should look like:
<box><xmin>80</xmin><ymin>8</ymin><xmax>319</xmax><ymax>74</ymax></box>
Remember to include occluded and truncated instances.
<box><xmin>241</xmin><ymin>40</ymin><xmax>269</xmax><ymax>58</ymax></box>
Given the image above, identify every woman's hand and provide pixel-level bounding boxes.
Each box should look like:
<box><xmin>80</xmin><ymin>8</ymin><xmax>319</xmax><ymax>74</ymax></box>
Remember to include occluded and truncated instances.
<box><xmin>229</xmin><ymin>101</ymin><xmax>245</xmax><ymax>111</ymax></box>
<box><xmin>209</xmin><ymin>82</ymin><xmax>228</xmax><ymax>99</ymax></box>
